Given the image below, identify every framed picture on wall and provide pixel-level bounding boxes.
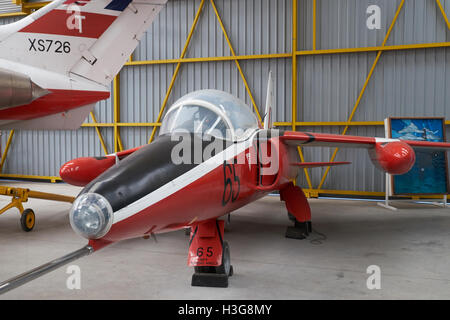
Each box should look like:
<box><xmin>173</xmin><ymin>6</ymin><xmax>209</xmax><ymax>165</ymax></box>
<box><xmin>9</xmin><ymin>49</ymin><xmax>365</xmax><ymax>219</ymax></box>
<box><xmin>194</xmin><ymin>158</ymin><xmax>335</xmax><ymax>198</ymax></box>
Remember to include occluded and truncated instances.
<box><xmin>386</xmin><ymin>117</ymin><xmax>449</xmax><ymax>196</ymax></box>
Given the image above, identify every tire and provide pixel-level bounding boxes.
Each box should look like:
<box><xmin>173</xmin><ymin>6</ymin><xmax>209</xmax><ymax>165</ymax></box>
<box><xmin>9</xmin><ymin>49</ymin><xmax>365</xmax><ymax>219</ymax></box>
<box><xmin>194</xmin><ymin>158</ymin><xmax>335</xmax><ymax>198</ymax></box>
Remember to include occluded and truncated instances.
<box><xmin>20</xmin><ymin>208</ymin><xmax>35</xmax><ymax>232</ymax></box>
<box><xmin>194</xmin><ymin>242</ymin><xmax>232</xmax><ymax>276</ymax></box>
<box><xmin>215</xmin><ymin>241</ymin><xmax>231</xmax><ymax>276</ymax></box>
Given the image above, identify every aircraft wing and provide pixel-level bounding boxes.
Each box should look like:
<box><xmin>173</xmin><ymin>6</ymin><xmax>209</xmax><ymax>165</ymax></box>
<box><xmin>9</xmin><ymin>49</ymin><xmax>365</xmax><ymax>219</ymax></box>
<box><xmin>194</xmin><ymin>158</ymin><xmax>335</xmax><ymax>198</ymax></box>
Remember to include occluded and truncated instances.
<box><xmin>279</xmin><ymin>131</ymin><xmax>450</xmax><ymax>175</ymax></box>
<box><xmin>280</xmin><ymin>131</ymin><xmax>450</xmax><ymax>150</ymax></box>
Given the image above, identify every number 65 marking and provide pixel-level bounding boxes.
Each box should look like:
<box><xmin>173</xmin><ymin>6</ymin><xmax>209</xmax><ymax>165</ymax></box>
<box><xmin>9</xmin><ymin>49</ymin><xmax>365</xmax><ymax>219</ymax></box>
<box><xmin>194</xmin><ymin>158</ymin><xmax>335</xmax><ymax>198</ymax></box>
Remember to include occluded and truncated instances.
<box><xmin>222</xmin><ymin>161</ymin><xmax>240</xmax><ymax>206</ymax></box>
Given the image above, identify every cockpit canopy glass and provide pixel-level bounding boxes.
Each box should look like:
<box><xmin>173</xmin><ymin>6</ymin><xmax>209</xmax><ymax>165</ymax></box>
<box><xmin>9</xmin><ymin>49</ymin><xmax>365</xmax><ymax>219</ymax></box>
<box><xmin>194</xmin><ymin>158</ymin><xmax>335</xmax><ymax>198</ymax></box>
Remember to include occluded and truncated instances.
<box><xmin>159</xmin><ymin>90</ymin><xmax>260</xmax><ymax>141</ymax></box>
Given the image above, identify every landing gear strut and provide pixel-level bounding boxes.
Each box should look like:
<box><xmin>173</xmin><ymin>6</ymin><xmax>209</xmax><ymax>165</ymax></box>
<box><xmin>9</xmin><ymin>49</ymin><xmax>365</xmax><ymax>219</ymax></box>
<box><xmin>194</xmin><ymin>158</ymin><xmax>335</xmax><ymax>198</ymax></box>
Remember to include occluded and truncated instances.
<box><xmin>188</xmin><ymin>220</ymin><xmax>233</xmax><ymax>288</ymax></box>
<box><xmin>281</xmin><ymin>183</ymin><xmax>312</xmax><ymax>240</ymax></box>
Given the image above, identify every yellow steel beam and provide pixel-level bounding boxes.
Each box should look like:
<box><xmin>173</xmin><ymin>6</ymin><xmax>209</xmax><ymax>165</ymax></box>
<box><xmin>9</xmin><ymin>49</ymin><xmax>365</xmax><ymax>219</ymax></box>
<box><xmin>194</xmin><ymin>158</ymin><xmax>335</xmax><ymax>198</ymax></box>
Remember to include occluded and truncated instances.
<box><xmin>89</xmin><ymin>111</ymin><xmax>109</xmax><ymax>155</ymax></box>
<box><xmin>291</xmin><ymin>0</ymin><xmax>313</xmax><ymax>190</ymax></box>
<box><xmin>0</xmin><ymin>186</ymin><xmax>74</xmax><ymax>217</ymax></box>
<box><xmin>82</xmin><ymin>120</ymin><xmax>450</xmax><ymax>128</ymax></box>
<box><xmin>297</xmin><ymin>42</ymin><xmax>450</xmax><ymax>56</ymax></box>
<box><xmin>317</xmin><ymin>0</ymin><xmax>405</xmax><ymax>190</ymax></box>
<box><xmin>124</xmin><ymin>42</ymin><xmax>450</xmax><ymax>68</ymax></box>
<box><xmin>82</xmin><ymin>122</ymin><xmax>162</xmax><ymax>128</ymax></box>
<box><xmin>0</xmin><ymin>11</ymin><xmax>27</xmax><ymax>18</ymax></box>
<box><xmin>126</xmin><ymin>53</ymin><xmax>292</xmax><ymax>66</ymax></box>
<box><xmin>147</xmin><ymin>0</ymin><xmax>206</xmax><ymax>144</ymax></box>
<box><xmin>117</xmin><ymin>130</ymin><xmax>124</xmax><ymax>152</ymax></box>
<box><xmin>313</xmin><ymin>0</ymin><xmax>317</xmax><ymax>51</ymax></box>
<box><xmin>0</xmin><ymin>173</ymin><xmax>62</xmax><ymax>183</ymax></box>
<box><xmin>436</xmin><ymin>0</ymin><xmax>450</xmax><ymax>30</ymax></box>
<box><xmin>27</xmin><ymin>189</ymin><xmax>75</xmax><ymax>203</ymax></box>
<box><xmin>303</xmin><ymin>188</ymin><xmax>448</xmax><ymax>199</ymax></box>
<box><xmin>21</xmin><ymin>1</ymin><xmax>50</xmax><ymax>11</ymax></box>
<box><xmin>113</xmin><ymin>75</ymin><xmax>121</xmax><ymax>152</ymax></box>
<box><xmin>292</xmin><ymin>0</ymin><xmax>298</xmax><ymax>131</ymax></box>
<box><xmin>277</xmin><ymin>121</ymin><xmax>386</xmax><ymax>127</ymax></box>
<box><xmin>0</xmin><ymin>130</ymin><xmax>15</xmax><ymax>173</ymax></box>
<box><xmin>210</xmin><ymin>0</ymin><xmax>261</xmax><ymax>121</ymax></box>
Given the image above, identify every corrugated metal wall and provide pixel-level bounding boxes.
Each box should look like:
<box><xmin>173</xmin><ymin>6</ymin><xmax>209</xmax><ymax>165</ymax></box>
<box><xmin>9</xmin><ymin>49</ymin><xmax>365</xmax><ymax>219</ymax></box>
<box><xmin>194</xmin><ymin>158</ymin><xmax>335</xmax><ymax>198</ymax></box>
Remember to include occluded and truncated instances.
<box><xmin>0</xmin><ymin>0</ymin><xmax>21</xmax><ymax>14</ymax></box>
<box><xmin>0</xmin><ymin>0</ymin><xmax>449</xmax><ymax>194</ymax></box>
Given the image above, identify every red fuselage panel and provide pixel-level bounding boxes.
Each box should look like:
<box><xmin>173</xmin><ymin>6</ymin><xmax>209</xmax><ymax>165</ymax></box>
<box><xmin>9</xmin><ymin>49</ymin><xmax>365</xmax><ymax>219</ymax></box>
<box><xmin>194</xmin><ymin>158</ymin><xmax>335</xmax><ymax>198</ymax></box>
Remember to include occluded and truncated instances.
<box><xmin>0</xmin><ymin>89</ymin><xmax>110</xmax><ymax>120</ymax></box>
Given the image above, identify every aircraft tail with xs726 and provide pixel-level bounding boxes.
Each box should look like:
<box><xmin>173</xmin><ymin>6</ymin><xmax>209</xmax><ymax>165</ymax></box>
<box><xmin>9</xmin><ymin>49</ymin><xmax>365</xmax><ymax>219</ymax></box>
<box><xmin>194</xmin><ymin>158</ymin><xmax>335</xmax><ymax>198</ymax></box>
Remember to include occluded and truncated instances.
<box><xmin>0</xmin><ymin>0</ymin><xmax>167</xmax><ymax>130</ymax></box>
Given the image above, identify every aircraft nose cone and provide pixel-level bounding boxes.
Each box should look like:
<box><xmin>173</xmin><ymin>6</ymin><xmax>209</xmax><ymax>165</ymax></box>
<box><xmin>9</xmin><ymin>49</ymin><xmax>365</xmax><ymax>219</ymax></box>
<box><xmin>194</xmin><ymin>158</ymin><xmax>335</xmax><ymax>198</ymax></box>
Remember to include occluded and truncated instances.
<box><xmin>69</xmin><ymin>193</ymin><xmax>114</xmax><ymax>240</ymax></box>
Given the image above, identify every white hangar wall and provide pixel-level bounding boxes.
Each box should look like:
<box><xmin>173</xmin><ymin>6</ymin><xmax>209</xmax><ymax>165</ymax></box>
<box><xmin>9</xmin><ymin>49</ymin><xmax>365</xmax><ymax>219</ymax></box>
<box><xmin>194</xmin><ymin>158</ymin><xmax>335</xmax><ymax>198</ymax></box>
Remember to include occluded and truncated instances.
<box><xmin>0</xmin><ymin>0</ymin><xmax>449</xmax><ymax>195</ymax></box>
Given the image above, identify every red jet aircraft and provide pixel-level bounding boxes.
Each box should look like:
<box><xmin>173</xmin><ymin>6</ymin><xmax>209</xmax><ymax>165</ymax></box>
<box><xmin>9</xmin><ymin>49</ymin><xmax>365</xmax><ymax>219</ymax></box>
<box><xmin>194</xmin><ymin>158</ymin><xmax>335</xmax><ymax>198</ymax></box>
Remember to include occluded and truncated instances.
<box><xmin>1</xmin><ymin>75</ymin><xmax>450</xmax><ymax>292</ymax></box>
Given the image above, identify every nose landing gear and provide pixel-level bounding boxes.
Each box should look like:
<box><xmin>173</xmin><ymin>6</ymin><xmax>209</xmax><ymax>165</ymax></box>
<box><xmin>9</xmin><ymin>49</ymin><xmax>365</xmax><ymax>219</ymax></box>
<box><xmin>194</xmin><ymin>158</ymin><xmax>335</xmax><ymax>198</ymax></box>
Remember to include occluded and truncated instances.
<box><xmin>188</xmin><ymin>220</ymin><xmax>233</xmax><ymax>288</ymax></box>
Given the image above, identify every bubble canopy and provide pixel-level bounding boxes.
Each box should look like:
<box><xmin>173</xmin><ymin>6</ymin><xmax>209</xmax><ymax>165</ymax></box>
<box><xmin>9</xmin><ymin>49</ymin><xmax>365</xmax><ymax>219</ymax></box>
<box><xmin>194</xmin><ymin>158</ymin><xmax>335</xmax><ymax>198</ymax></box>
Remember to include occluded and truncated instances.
<box><xmin>159</xmin><ymin>90</ymin><xmax>260</xmax><ymax>141</ymax></box>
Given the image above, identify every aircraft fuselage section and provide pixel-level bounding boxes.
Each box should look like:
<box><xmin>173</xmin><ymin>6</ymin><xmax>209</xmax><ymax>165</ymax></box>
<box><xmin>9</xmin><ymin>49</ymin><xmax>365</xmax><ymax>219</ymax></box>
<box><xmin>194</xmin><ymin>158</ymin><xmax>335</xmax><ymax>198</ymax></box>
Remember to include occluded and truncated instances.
<box><xmin>81</xmin><ymin>132</ymin><xmax>297</xmax><ymax>249</ymax></box>
<box><xmin>0</xmin><ymin>59</ymin><xmax>109</xmax><ymax>126</ymax></box>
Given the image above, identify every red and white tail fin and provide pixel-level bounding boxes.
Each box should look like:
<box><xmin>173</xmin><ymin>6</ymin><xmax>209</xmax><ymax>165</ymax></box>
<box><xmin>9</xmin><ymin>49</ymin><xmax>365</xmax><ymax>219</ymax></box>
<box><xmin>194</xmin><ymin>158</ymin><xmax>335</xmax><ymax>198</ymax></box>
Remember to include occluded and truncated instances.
<box><xmin>0</xmin><ymin>0</ymin><xmax>167</xmax><ymax>85</ymax></box>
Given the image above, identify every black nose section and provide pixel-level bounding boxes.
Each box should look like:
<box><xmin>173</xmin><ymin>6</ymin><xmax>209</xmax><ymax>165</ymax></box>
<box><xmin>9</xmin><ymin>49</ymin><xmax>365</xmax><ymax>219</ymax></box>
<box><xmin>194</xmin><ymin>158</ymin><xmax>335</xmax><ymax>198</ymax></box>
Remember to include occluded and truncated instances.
<box><xmin>78</xmin><ymin>135</ymin><xmax>200</xmax><ymax>213</ymax></box>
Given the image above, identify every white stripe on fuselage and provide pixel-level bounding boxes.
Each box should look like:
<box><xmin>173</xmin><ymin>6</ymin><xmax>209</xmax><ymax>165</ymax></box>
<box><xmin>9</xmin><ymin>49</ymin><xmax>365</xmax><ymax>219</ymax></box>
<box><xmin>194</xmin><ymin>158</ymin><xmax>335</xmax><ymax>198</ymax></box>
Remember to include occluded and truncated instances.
<box><xmin>112</xmin><ymin>135</ymin><xmax>255</xmax><ymax>225</ymax></box>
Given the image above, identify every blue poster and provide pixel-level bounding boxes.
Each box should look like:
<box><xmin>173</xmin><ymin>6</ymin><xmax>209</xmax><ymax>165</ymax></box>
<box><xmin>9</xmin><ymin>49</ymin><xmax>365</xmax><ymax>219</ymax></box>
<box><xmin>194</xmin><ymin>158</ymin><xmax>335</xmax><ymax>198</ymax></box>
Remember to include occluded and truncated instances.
<box><xmin>390</xmin><ymin>118</ymin><xmax>449</xmax><ymax>195</ymax></box>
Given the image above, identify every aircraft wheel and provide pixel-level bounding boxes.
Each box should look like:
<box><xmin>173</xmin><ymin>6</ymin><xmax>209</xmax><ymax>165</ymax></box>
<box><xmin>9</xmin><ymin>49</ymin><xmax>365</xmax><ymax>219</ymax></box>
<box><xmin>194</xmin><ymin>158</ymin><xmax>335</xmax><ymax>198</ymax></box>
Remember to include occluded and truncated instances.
<box><xmin>193</xmin><ymin>242</ymin><xmax>233</xmax><ymax>276</ymax></box>
<box><xmin>191</xmin><ymin>242</ymin><xmax>232</xmax><ymax>288</ymax></box>
<box><xmin>20</xmin><ymin>209</ymin><xmax>35</xmax><ymax>232</ymax></box>
<box><xmin>215</xmin><ymin>241</ymin><xmax>232</xmax><ymax>276</ymax></box>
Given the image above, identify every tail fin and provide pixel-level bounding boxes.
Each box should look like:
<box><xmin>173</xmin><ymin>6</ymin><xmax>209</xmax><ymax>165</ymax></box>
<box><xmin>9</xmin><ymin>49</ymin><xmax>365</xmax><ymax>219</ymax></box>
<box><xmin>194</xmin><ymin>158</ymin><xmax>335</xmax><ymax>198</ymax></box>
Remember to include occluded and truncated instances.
<box><xmin>263</xmin><ymin>71</ymin><xmax>274</xmax><ymax>129</ymax></box>
<box><xmin>0</xmin><ymin>0</ymin><xmax>167</xmax><ymax>85</ymax></box>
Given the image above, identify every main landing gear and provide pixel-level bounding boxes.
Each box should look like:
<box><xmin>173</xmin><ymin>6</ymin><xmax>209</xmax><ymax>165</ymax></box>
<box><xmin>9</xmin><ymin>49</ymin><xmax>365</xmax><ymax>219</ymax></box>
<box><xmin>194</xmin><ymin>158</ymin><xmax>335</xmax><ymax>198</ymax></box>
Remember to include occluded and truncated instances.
<box><xmin>280</xmin><ymin>182</ymin><xmax>312</xmax><ymax>240</ymax></box>
<box><xmin>188</xmin><ymin>219</ymin><xmax>233</xmax><ymax>288</ymax></box>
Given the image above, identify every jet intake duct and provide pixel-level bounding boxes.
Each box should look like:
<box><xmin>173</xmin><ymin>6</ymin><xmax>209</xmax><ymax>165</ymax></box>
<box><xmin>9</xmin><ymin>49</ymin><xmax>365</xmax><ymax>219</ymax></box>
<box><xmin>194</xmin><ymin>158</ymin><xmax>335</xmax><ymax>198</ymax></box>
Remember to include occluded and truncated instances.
<box><xmin>369</xmin><ymin>141</ymin><xmax>416</xmax><ymax>175</ymax></box>
<box><xmin>0</xmin><ymin>68</ymin><xmax>49</xmax><ymax>109</ymax></box>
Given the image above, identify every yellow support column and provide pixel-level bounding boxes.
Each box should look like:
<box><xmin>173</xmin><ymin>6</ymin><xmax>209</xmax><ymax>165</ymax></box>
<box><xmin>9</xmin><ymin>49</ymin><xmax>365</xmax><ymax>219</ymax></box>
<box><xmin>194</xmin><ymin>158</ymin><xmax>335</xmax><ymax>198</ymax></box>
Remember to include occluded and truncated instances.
<box><xmin>292</xmin><ymin>0</ymin><xmax>313</xmax><ymax>191</ymax></box>
<box><xmin>210</xmin><ymin>0</ymin><xmax>262</xmax><ymax>122</ymax></box>
<box><xmin>113</xmin><ymin>75</ymin><xmax>124</xmax><ymax>152</ymax></box>
<box><xmin>147</xmin><ymin>0</ymin><xmax>206</xmax><ymax>144</ymax></box>
<box><xmin>436</xmin><ymin>0</ymin><xmax>450</xmax><ymax>30</ymax></box>
<box><xmin>90</xmin><ymin>111</ymin><xmax>109</xmax><ymax>156</ymax></box>
<box><xmin>317</xmin><ymin>0</ymin><xmax>405</xmax><ymax>190</ymax></box>
<box><xmin>313</xmin><ymin>0</ymin><xmax>317</xmax><ymax>51</ymax></box>
<box><xmin>0</xmin><ymin>130</ymin><xmax>15</xmax><ymax>173</ymax></box>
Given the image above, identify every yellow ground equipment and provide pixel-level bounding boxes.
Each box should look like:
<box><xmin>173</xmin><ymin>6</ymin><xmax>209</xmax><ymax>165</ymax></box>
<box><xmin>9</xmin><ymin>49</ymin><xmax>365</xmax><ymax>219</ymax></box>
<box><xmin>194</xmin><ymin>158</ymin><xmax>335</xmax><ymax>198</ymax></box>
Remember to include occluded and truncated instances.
<box><xmin>0</xmin><ymin>186</ymin><xmax>75</xmax><ymax>232</ymax></box>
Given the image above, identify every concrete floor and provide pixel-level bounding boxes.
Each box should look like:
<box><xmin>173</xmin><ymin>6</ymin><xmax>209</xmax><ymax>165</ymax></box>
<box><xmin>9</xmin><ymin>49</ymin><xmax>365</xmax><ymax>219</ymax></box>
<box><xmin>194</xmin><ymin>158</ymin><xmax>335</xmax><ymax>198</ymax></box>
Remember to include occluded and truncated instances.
<box><xmin>0</xmin><ymin>181</ymin><xmax>449</xmax><ymax>300</ymax></box>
